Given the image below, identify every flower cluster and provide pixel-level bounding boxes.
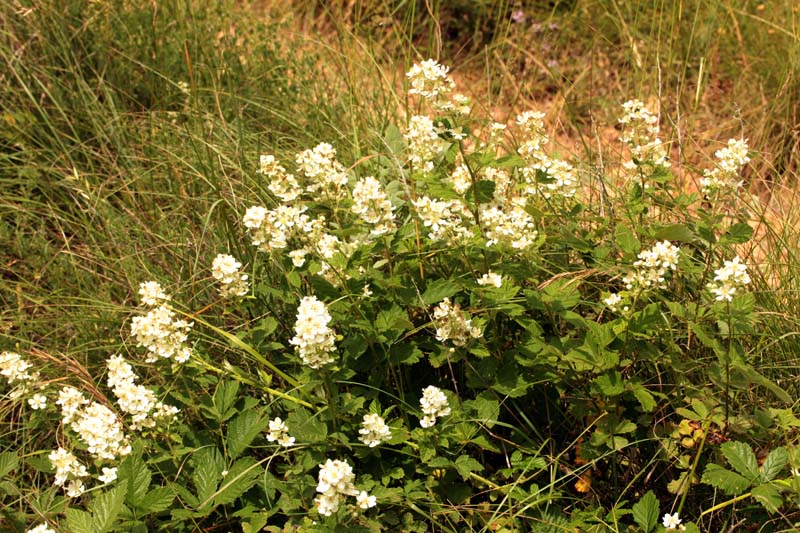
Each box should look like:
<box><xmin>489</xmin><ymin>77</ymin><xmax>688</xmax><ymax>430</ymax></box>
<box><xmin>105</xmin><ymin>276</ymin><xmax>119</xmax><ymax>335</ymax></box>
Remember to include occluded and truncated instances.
<box><xmin>419</xmin><ymin>385</ymin><xmax>451</xmax><ymax>428</ymax></box>
<box><xmin>138</xmin><ymin>281</ymin><xmax>169</xmax><ymax>307</ymax></box>
<box><xmin>412</xmin><ymin>196</ymin><xmax>471</xmax><ymax>243</ymax></box>
<box><xmin>243</xmin><ymin>204</ymin><xmax>315</xmax><ymax>253</ymax></box>
<box><xmin>477</xmin><ymin>271</ymin><xmax>503</xmax><ymax>288</ymax></box>
<box><xmin>211</xmin><ymin>253</ymin><xmax>249</xmax><ymax>298</ymax></box>
<box><xmin>515</xmin><ymin>111</ymin><xmax>579</xmax><ymax>200</ymax></box>
<box><xmin>48</xmin><ymin>448</ymin><xmax>89</xmax><ymax>497</ymax></box>
<box><xmin>315</xmin><ymin>459</ymin><xmax>375</xmax><ymax>516</ymax></box>
<box><xmin>618</xmin><ymin>99</ymin><xmax>670</xmax><ymax>170</ymax></box>
<box><xmin>406</xmin><ymin>58</ymin><xmax>455</xmax><ymax>100</ymax></box>
<box><xmin>259</xmin><ymin>153</ymin><xmax>301</xmax><ymax>202</ymax></box>
<box><xmin>623</xmin><ymin>240</ymin><xmax>680</xmax><ymax>290</ymax></box>
<box><xmin>405</xmin><ymin>115</ymin><xmax>446</xmax><ymax>172</ymax></box>
<box><xmin>0</xmin><ymin>350</ymin><xmax>40</xmax><ymax>400</ymax></box>
<box><xmin>295</xmin><ymin>142</ymin><xmax>348</xmax><ymax>196</ymax></box>
<box><xmin>358</xmin><ymin>413</ymin><xmax>392</xmax><ymax>447</ymax></box>
<box><xmin>267</xmin><ymin>417</ymin><xmax>295</xmax><ymax>447</ymax></box>
<box><xmin>107</xmin><ymin>354</ymin><xmax>179</xmax><ymax>430</ymax></box>
<box><xmin>351</xmin><ymin>176</ymin><xmax>396</xmax><ymax>235</ymax></box>
<box><xmin>700</xmin><ymin>138</ymin><xmax>750</xmax><ymax>195</ymax></box>
<box><xmin>71</xmin><ymin>402</ymin><xmax>131</xmax><ymax>460</ymax></box>
<box><xmin>480</xmin><ymin>204</ymin><xmax>539</xmax><ymax>250</ymax></box>
<box><xmin>289</xmin><ymin>296</ymin><xmax>337</xmax><ymax>369</ymax></box>
<box><xmin>432</xmin><ymin>298</ymin><xmax>483</xmax><ymax>347</ymax></box>
<box><xmin>707</xmin><ymin>255</ymin><xmax>751</xmax><ymax>301</ymax></box>
<box><xmin>130</xmin><ymin>304</ymin><xmax>193</xmax><ymax>363</ymax></box>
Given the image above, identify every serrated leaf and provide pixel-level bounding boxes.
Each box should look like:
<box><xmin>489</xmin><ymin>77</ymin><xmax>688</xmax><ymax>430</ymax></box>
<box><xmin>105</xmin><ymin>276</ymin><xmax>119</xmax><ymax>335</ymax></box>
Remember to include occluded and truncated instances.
<box><xmin>212</xmin><ymin>457</ymin><xmax>262</xmax><ymax>507</ymax></box>
<box><xmin>594</xmin><ymin>371</ymin><xmax>625</xmax><ymax>397</ymax></box>
<box><xmin>286</xmin><ymin>407</ymin><xmax>328</xmax><ymax>444</ymax></box>
<box><xmin>117</xmin><ymin>453</ymin><xmax>151</xmax><ymax>507</ymax></box>
<box><xmin>631</xmin><ymin>490</ymin><xmax>659</xmax><ymax>532</ymax></box>
<box><xmin>453</xmin><ymin>455</ymin><xmax>484</xmax><ymax>480</ymax></box>
<box><xmin>421</xmin><ymin>280</ymin><xmax>460</xmax><ymax>305</ymax></box>
<box><xmin>226</xmin><ymin>409</ymin><xmax>268</xmax><ymax>460</ymax></box>
<box><xmin>213</xmin><ymin>380</ymin><xmax>240</xmax><ymax>422</ymax></box>
<box><xmin>630</xmin><ymin>383</ymin><xmax>657</xmax><ymax>412</ymax></box>
<box><xmin>192</xmin><ymin>447</ymin><xmax>224</xmax><ymax>506</ymax></box>
<box><xmin>721</xmin><ymin>441</ymin><xmax>759</xmax><ymax>481</ymax></box>
<box><xmin>65</xmin><ymin>508</ymin><xmax>93</xmax><ymax>533</ymax></box>
<box><xmin>89</xmin><ymin>485</ymin><xmax>126</xmax><ymax>532</ymax></box>
<box><xmin>760</xmin><ymin>447</ymin><xmax>788</xmax><ymax>483</ymax></box>
<box><xmin>751</xmin><ymin>483</ymin><xmax>782</xmax><ymax>513</ymax></box>
<box><xmin>137</xmin><ymin>487</ymin><xmax>175</xmax><ymax>514</ymax></box>
<box><xmin>0</xmin><ymin>451</ymin><xmax>18</xmax><ymax>478</ymax></box>
<box><xmin>701</xmin><ymin>464</ymin><xmax>750</xmax><ymax>495</ymax></box>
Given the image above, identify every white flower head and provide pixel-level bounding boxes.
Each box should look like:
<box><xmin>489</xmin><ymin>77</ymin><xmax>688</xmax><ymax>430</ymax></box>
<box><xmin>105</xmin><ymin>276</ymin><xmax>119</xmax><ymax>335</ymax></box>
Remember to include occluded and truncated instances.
<box><xmin>662</xmin><ymin>512</ymin><xmax>683</xmax><ymax>530</ymax></box>
<box><xmin>211</xmin><ymin>253</ymin><xmax>249</xmax><ymax>298</ymax></box>
<box><xmin>358</xmin><ymin>413</ymin><xmax>392</xmax><ymax>447</ymax></box>
<box><xmin>26</xmin><ymin>524</ymin><xmax>57</xmax><ymax>533</ymax></box>
<box><xmin>406</xmin><ymin>59</ymin><xmax>455</xmax><ymax>99</ymax></box>
<box><xmin>28</xmin><ymin>393</ymin><xmax>47</xmax><ymax>410</ymax></box>
<box><xmin>432</xmin><ymin>298</ymin><xmax>483</xmax><ymax>346</ymax></box>
<box><xmin>707</xmin><ymin>255</ymin><xmax>751</xmax><ymax>302</ymax></box>
<box><xmin>289</xmin><ymin>296</ymin><xmax>337</xmax><ymax>369</ymax></box>
<box><xmin>138</xmin><ymin>281</ymin><xmax>170</xmax><ymax>307</ymax></box>
<box><xmin>99</xmin><ymin>467</ymin><xmax>118</xmax><ymax>484</ymax></box>
<box><xmin>477</xmin><ymin>272</ymin><xmax>503</xmax><ymax>288</ymax></box>
<box><xmin>356</xmin><ymin>490</ymin><xmax>377</xmax><ymax>510</ymax></box>
<box><xmin>267</xmin><ymin>417</ymin><xmax>295</xmax><ymax>447</ymax></box>
<box><xmin>419</xmin><ymin>385</ymin><xmax>451</xmax><ymax>428</ymax></box>
<box><xmin>315</xmin><ymin>459</ymin><xmax>360</xmax><ymax>516</ymax></box>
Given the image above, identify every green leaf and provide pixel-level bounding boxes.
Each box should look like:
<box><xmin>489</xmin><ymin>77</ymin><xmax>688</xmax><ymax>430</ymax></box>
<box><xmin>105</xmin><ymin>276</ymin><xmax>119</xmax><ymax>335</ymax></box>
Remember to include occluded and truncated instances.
<box><xmin>760</xmin><ymin>447</ymin><xmax>788</xmax><ymax>483</ymax></box>
<box><xmin>117</xmin><ymin>452</ymin><xmax>151</xmax><ymax>507</ymax></box>
<box><xmin>213</xmin><ymin>457</ymin><xmax>262</xmax><ymax>507</ymax></box>
<box><xmin>421</xmin><ymin>279</ymin><xmax>460</xmax><ymax>305</ymax></box>
<box><xmin>286</xmin><ymin>407</ymin><xmax>328</xmax><ymax>444</ymax></box>
<box><xmin>192</xmin><ymin>447</ymin><xmax>224</xmax><ymax>506</ymax></box>
<box><xmin>88</xmin><ymin>485</ymin><xmax>126</xmax><ymax>533</ymax></box>
<box><xmin>751</xmin><ymin>483</ymin><xmax>782</xmax><ymax>513</ymax></box>
<box><xmin>468</xmin><ymin>180</ymin><xmax>495</xmax><ymax>203</ymax></box>
<box><xmin>65</xmin><ymin>508</ymin><xmax>93</xmax><ymax>533</ymax></box>
<box><xmin>721</xmin><ymin>441</ymin><xmax>759</xmax><ymax>481</ymax></box>
<box><xmin>593</xmin><ymin>371</ymin><xmax>625</xmax><ymax>397</ymax></box>
<box><xmin>226</xmin><ymin>409</ymin><xmax>268</xmax><ymax>460</ymax></box>
<box><xmin>721</xmin><ymin>223</ymin><xmax>754</xmax><ymax>244</ymax></box>
<box><xmin>701</xmin><ymin>464</ymin><xmax>751</xmax><ymax>495</ymax></box>
<box><xmin>631</xmin><ymin>490</ymin><xmax>659</xmax><ymax>532</ymax></box>
<box><xmin>137</xmin><ymin>487</ymin><xmax>175</xmax><ymax>514</ymax></box>
<box><xmin>0</xmin><ymin>451</ymin><xmax>18</xmax><ymax>478</ymax></box>
<box><xmin>615</xmin><ymin>225</ymin><xmax>639</xmax><ymax>256</ymax></box>
<box><xmin>453</xmin><ymin>455</ymin><xmax>484</xmax><ymax>481</ymax></box>
<box><xmin>629</xmin><ymin>383</ymin><xmax>657</xmax><ymax>412</ymax></box>
<box><xmin>212</xmin><ymin>380</ymin><xmax>240</xmax><ymax>422</ymax></box>
<box><xmin>654</xmin><ymin>223</ymin><xmax>695</xmax><ymax>243</ymax></box>
<box><xmin>731</xmin><ymin>362</ymin><xmax>792</xmax><ymax>403</ymax></box>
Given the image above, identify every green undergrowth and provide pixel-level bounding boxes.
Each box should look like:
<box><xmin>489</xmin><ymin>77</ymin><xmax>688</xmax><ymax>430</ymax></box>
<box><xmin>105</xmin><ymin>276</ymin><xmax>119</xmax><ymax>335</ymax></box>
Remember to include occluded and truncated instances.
<box><xmin>1</xmin><ymin>1</ymin><xmax>800</xmax><ymax>532</ymax></box>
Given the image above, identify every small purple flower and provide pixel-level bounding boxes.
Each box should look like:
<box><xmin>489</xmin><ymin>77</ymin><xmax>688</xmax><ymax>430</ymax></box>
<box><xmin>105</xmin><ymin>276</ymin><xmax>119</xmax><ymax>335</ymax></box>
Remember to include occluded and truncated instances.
<box><xmin>511</xmin><ymin>10</ymin><xmax>526</xmax><ymax>23</ymax></box>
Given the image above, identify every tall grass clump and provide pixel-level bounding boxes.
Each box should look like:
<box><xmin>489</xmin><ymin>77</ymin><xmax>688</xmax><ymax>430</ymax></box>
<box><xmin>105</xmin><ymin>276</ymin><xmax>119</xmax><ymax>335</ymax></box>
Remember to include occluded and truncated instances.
<box><xmin>4</xmin><ymin>1</ymin><xmax>800</xmax><ymax>532</ymax></box>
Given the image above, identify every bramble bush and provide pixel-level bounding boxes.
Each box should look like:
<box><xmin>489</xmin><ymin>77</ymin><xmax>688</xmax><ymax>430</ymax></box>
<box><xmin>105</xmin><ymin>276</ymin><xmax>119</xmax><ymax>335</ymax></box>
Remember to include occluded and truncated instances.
<box><xmin>3</xmin><ymin>59</ymin><xmax>800</xmax><ymax>532</ymax></box>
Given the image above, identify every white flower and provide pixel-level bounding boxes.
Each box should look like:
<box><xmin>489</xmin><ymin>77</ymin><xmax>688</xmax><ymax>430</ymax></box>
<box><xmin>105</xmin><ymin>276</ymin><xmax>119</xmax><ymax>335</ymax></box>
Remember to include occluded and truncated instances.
<box><xmin>65</xmin><ymin>478</ymin><xmax>86</xmax><ymax>498</ymax></box>
<box><xmin>56</xmin><ymin>386</ymin><xmax>90</xmax><ymax>424</ymax></box>
<box><xmin>708</xmin><ymin>255</ymin><xmax>751</xmax><ymax>302</ymax></box>
<box><xmin>0</xmin><ymin>351</ymin><xmax>35</xmax><ymax>384</ymax></box>
<box><xmin>477</xmin><ymin>272</ymin><xmax>503</xmax><ymax>288</ymax></box>
<box><xmin>130</xmin><ymin>305</ymin><xmax>193</xmax><ymax>363</ymax></box>
<box><xmin>296</xmin><ymin>143</ymin><xmax>348</xmax><ymax>195</ymax></box>
<box><xmin>107</xmin><ymin>355</ymin><xmax>178</xmax><ymax>430</ymax></box>
<box><xmin>358</xmin><ymin>413</ymin><xmax>392</xmax><ymax>447</ymax></box>
<box><xmin>432</xmin><ymin>298</ymin><xmax>483</xmax><ymax>347</ymax></box>
<box><xmin>419</xmin><ymin>385</ymin><xmax>451</xmax><ymax>428</ymax></box>
<box><xmin>138</xmin><ymin>281</ymin><xmax>170</xmax><ymax>307</ymax></box>
<box><xmin>289</xmin><ymin>296</ymin><xmax>337</xmax><ymax>369</ymax></box>
<box><xmin>623</xmin><ymin>241</ymin><xmax>680</xmax><ymax>290</ymax></box>
<box><xmin>315</xmin><ymin>459</ymin><xmax>359</xmax><ymax>516</ymax></box>
<box><xmin>28</xmin><ymin>393</ymin><xmax>47</xmax><ymax>410</ymax></box>
<box><xmin>26</xmin><ymin>524</ymin><xmax>57</xmax><ymax>533</ymax></box>
<box><xmin>289</xmin><ymin>248</ymin><xmax>308</xmax><ymax>267</ymax></box>
<box><xmin>267</xmin><ymin>417</ymin><xmax>295</xmax><ymax>447</ymax></box>
<box><xmin>603</xmin><ymin>293</ymin><xmax>622</xmax><ymax>311</ymax></box>
<box><xmin>99</xmin><ymin>467</ymin><xmax>118</xmax><ymax>484</ymax></box>
<box><xmin>406</xmin><ymin>59</ymin><xmax>455</xmax><ymax>99</ymax></box>
<box><xmin>662</xmin><ymin>512</ymin><xmax>682</xmax><ymax>530</ymax></box>
<box><xmin>71</xmin><ymin>402</ymin><xmax>131</xmax><ymax>460</ymax></box>
<box><xmin>405</xmin><ymin>115</ymin><xmax>446</xmax><ymax>172</ymax></box>
<box><xmin>351</xmin><ymin>176</ymin><xmax>395</xmax><ymax>235</ymax></box>
<box><xmin>412</xmin><ymin>196</ymin><xmax>471</xmax><ymax>243</ymax></box>
<box><xmin>211</xmin><ymin>253</ymin><xmax>249</xmax><ymax>298</ymax></box>
<box><xmin>356</xmin><ymin>490</ymin><xmax>377</xmax><ymax>510</ymax></box>
<box><xmin>618</xmin><ymin>100</ymin><xmax>670</xmax><ymax>169</ymax></box>
<box><xmin>48</xmin><ymin>448</ymin><xmax>88</xmax><ymax>487</ymax></box>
